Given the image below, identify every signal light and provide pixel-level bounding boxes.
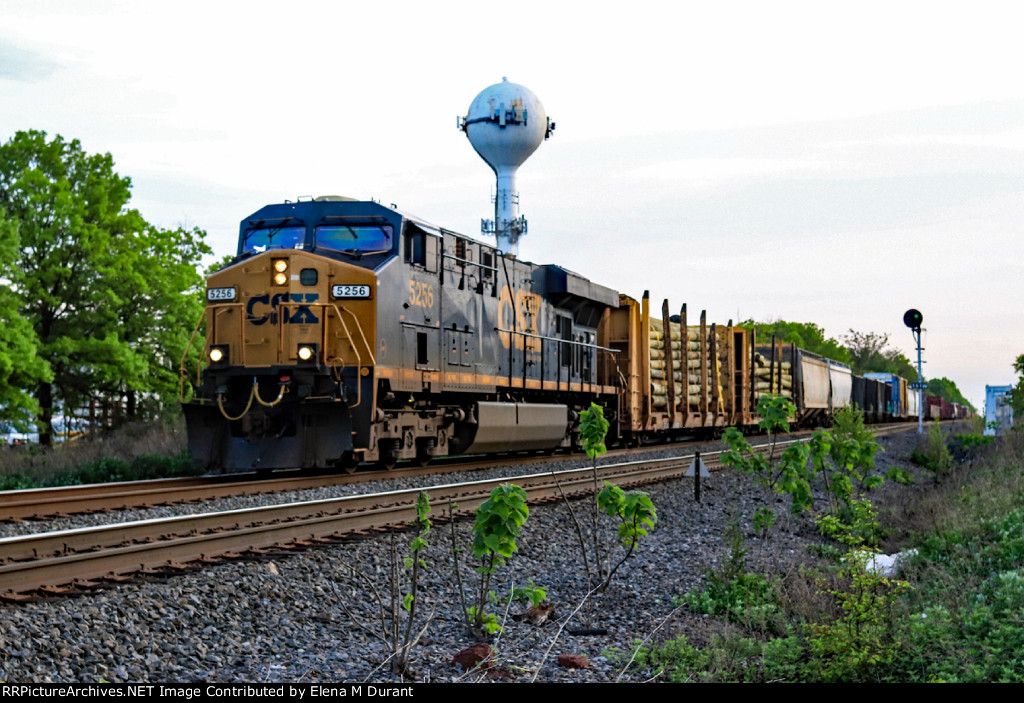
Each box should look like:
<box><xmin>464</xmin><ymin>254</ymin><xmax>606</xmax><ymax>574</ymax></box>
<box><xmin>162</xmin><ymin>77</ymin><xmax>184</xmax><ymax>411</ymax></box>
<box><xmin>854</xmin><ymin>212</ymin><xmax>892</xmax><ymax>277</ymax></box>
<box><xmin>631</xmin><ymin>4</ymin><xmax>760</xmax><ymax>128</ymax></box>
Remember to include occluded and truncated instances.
<box><xmin>903</xmin><ymin>309</ymin><xmax>923</xmax><ymax>331</ymax></box>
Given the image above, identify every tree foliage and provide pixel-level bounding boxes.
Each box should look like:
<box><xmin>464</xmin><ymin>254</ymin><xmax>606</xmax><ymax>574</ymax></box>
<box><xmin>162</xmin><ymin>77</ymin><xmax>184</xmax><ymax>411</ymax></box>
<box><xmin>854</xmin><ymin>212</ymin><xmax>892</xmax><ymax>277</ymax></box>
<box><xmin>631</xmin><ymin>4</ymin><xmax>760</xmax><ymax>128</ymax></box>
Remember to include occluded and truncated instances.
<box><xmin>1008</xmin><ymin>354</ymin><xmax>1024</xmax><ymax>422</ymax></box>
<box><xmin>842</xmin><ymin>329</ymin><xmax>917</xmax><ymax>380</ymax></box>
<box><xmin>722</xmin><ymin>395</ymin><xmax>819</xmax><ymax>534</ymax></box>
<box><xmin>842</xmin><ymin>330</ymin><xmax>891</xmax><ymax>375</ymax></box>
<box><xmin>0</xmin><ymin>130</ymin><xmax>210</xmax><ymax>442</ymax></box>
<box><xmin>926</xmin><ymin>377</ymin><xmax>972</xmax><ymax>411</ymax></box>
<box><xmin>740</xmin><ymin>319</ymin><xmax>851</xmax><ymax>363</ymax></box>
<box><xmin>0</xmin><ymin>213</ymin><xmax>51</xmax><ymax>428</ymax></box>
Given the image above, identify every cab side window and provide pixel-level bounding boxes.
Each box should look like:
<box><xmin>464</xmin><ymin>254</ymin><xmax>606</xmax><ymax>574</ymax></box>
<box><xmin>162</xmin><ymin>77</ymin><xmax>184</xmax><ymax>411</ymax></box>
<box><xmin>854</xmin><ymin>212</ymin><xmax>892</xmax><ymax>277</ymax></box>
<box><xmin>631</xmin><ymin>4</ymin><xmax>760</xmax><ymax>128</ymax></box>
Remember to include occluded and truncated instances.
<box><xmin>404</xmin><ymin>224</ymin><xmax>438</xmax><ymax>273</ymax></box>
<box><xmin>405</xmin><ymin>228</ymin><xmax>425</xmax><ymax>266</ymax></box>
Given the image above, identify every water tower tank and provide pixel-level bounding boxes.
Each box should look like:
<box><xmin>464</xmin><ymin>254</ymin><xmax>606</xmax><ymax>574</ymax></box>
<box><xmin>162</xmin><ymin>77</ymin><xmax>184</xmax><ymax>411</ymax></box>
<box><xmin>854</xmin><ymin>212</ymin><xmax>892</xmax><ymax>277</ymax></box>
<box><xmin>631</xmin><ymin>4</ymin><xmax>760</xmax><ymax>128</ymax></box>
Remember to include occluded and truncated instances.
<box><xmin>458</xmin><ymin>78</ymin><xmax>554</xmax><ymax>256</ymax></box>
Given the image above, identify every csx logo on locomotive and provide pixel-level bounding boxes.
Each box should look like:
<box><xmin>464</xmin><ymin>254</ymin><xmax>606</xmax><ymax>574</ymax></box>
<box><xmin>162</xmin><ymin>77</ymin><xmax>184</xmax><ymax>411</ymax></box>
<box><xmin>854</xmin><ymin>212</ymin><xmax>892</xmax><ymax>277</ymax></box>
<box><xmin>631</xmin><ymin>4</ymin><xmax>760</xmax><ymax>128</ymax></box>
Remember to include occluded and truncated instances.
<box><xmin>498</xmin><ymin>286</ymin><xmax>543</xmax><ymax>352</ymax></box>
<box><xmin>246</xmin><ymin>293</ymin><xmax>320</xmax><ymax>325</ymax></box>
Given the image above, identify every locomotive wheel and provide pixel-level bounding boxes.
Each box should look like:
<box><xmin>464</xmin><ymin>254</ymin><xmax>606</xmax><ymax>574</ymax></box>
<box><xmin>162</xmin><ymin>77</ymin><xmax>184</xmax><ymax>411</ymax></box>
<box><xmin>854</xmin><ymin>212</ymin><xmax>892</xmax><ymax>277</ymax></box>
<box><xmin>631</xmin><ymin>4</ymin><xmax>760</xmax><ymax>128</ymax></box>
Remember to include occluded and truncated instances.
<box><xmin>378</xmin><ymin>440</ymin><xmax>400</xmax><ymax>471</ymax></box>
<box><xmin>339</xmin><ymin>452</ymin><xmax>360</xmax><ymax>474</ymax></box>
<box><xmin>415</xmin><ymin>438</ymin><xmax>435</xmax><ymax>467</ymax></box>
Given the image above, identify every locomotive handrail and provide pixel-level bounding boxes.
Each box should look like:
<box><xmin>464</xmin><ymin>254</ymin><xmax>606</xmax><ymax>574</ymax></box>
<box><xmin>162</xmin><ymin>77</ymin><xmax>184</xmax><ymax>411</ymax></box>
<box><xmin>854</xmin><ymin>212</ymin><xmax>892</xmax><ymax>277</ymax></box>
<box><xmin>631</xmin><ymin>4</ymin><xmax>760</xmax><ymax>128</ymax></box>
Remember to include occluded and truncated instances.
<box><xmin>179</xmin><ymin>298</ymin><xmax>378</xmax><ymax>410</ymax></box>
<box><xmin>179</xmin><ymin>302</ymin><xmax>252</xmax><ymax>402</ymax></box>
<box><xmin>442</xmin><ymin>252</ymin><xmax>499</xmax><ymax>272</ymax></box>
<box><xmin>333</xmin><ymin>303</ymin><xmax>376</xmax><ymax>366</ymax></box>
<box><xmin>327</xmin><ymin>302</ymin><xmax>374</xmax><ymax>410</ymax></box>
<box><xmin>494</xmin><ymin>326</ymin><xmax>617</xmax><ymax>394</ymax></box>
<box><xmin>492</xmin><ymin>326</ymin><xmax>619</xmax><ymax>353</ymax></box>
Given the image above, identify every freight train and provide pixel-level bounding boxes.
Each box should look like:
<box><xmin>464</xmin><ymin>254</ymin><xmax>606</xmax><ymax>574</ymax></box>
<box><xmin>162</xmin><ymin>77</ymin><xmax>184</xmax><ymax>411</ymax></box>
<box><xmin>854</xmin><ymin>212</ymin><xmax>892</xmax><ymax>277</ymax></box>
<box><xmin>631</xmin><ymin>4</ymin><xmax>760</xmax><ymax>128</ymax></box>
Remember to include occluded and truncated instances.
<box><xmin>180</xmin><ymin>197</ymin><xmax>963</xmax><ymax>473</ymax></box>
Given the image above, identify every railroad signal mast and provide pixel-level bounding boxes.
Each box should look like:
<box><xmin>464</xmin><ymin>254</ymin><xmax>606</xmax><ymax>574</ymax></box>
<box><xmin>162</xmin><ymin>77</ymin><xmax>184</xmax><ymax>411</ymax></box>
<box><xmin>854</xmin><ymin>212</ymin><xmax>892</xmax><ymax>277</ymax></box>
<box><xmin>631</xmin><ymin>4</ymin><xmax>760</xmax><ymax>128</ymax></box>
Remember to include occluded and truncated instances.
<box><xmin>904</xmin><ymin>308</ymin><xmax>925</xmax><ymax>434</ymax></box>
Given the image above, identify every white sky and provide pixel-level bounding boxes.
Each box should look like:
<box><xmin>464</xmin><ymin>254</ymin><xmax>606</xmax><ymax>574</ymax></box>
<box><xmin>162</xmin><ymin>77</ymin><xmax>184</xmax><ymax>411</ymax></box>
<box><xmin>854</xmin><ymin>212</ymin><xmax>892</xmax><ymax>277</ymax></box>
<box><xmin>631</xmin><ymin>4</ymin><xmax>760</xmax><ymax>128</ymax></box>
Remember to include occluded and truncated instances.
<box><xmin>1</xmin><ymin>0</ymin><xmax>1021</xmax><ymax>408</ymax></box>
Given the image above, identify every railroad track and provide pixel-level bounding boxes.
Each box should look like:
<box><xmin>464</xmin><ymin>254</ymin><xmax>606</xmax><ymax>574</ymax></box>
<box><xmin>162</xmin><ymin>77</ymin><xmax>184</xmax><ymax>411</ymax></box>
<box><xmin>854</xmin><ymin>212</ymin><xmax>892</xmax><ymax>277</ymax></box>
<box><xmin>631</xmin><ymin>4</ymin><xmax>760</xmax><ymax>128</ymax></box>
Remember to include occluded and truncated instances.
<box><xmin>0</xmin><ymin>420</ymin><xmax>935</xmax><ymax>600</ymax></box>
<box><xmin>0</xmin><ymin>455</ymin><xmax>572</xmax><ymax>522</ymax></box>
<box><xmin>0</xmin><ymin>417</ymin><xmax>937</xmax><ymax>597</ymax></box>
<box><xmin>0</xmin><ymin>422</ymin><xmax>929</xmax><ymax>523</ymax></box>
<box><xmin>0</xmin><ymin>450</ymin><xmax>726</xmax><ymax>600</ymax></box>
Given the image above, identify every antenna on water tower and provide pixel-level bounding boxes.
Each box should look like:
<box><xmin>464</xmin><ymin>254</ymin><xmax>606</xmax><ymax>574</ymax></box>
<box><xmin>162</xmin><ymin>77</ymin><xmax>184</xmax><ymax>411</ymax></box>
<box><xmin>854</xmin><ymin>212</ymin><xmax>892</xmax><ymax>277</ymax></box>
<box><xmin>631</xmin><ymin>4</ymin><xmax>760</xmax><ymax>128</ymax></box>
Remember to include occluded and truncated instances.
<box><xmin>457</xmin><ymin>78</ymin><xmax>555</xmax><ymax>257</ymax></box>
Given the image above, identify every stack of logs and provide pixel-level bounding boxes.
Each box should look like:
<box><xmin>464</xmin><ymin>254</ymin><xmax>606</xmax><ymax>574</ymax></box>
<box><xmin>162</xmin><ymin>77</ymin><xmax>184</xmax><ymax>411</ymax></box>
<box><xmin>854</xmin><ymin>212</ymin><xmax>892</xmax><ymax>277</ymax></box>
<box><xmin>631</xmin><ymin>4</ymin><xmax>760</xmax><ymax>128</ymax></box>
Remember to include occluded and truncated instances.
<box><xmin>649</xmin><ymin>318</ymin><xmax>725</xmax><ymax>414</ymax></box>
<box><xmin>754</xmin><ymin>351</ymin><xmax>792</xmax><ymax>400</ymax></box>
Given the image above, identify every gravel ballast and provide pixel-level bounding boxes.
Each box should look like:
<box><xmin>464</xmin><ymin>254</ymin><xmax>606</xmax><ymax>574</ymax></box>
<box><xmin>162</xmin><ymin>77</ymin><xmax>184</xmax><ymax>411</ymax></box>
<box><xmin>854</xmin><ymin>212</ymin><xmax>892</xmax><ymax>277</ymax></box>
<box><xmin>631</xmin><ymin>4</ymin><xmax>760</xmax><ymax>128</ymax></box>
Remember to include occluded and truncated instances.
<box><xmin>0</xmin><ymin>429</ymin><xmax>934</xmax><ymax>683</ymax></box>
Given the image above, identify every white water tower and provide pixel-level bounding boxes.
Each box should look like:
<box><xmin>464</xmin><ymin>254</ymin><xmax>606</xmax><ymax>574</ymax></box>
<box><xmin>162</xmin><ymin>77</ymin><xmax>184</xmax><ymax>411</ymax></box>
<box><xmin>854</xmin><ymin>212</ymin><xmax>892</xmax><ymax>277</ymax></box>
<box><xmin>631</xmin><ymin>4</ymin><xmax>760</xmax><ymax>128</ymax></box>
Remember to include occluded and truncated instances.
<box><xmin>458</xmin><ymin>78</ymin><xmax>554</xmax><ymax>256</ymax></box>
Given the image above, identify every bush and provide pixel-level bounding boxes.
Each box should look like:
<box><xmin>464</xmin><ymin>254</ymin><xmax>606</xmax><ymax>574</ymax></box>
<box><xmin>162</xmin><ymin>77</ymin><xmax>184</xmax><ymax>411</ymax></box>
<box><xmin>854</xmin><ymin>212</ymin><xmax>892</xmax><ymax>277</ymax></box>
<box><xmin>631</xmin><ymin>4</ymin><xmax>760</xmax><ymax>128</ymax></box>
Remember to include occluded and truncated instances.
<box><xmin>0</xmin><ymin>418</ymin><xmax>197</xmax><ymax>488</ymax></box>
<box><xmin>680</xmin><ymin>523</ymin><xmax>785</xmax><ymax>634</ymax></box>
<box><xmin>627</xmin><ymin>632</ymin><xmax>807</xmax><ymax>683</ymax></box>
<box><xmin>910</xmin><ymin>422</ymin><xmax>953</xmax><ymax>475</ymax></box>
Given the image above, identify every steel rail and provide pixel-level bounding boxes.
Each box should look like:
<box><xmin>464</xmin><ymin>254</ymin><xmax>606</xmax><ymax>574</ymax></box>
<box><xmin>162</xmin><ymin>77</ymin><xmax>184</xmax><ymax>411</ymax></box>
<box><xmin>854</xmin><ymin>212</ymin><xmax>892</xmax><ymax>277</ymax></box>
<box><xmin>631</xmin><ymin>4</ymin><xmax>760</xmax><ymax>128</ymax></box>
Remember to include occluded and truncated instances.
<box><xmin>0</xmin><ymin>476</ymin><xmax>214</xmax><ymax>506</ymax></box>
<box><xmin>0</xmin><ymin>473</ymin><xmax>365</xmax><ymax>522</ymax></box>
<box><xmin>0</xmin><ymin>462</ymin><xmax>483</xmax><ymax>521</ymax></box>
<box><xmin>0</xmin><ymin>421</ymin><xmax>930</xmax><ymax>523</ymax></box>
<box><xmin>0</xmin><ymin>448</ymin><xmax>656</xmax><ymax>521</ymax></box>
<box><xmin>0</xmin><ymin>451</ymin><xmax>722</xmax><ymax>597</ymax></box>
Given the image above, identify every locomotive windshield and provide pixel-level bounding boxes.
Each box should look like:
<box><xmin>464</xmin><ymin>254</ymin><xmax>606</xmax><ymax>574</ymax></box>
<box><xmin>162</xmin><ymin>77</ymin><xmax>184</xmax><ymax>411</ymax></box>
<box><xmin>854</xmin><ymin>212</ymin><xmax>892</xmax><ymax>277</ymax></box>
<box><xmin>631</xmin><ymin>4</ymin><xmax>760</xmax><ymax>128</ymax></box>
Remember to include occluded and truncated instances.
<box><xmin>242</xmin><ymin>226</ymin><xmax>306</xmax><ymax>254</ymax></box>
<box><xmin>315</xmin><ymin>224</ymin><xmax>393</xmax><ymax>255</ymax></box>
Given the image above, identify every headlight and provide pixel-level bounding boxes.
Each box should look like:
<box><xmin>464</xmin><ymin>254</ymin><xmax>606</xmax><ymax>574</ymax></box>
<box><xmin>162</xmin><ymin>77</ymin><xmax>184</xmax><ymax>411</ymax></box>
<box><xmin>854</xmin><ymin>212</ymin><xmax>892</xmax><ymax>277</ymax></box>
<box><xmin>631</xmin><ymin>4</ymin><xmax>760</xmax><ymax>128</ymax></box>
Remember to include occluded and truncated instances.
<box><xmin>209</xmin><ymin>345</ymin><xmax>229</xmax><ymax>366</ymax></box>
<box><xmin>273</xmin><ymin>272</ymin><xmax>288</xmax><ymax>286</ymax></box>
<box><xmin>297</xmin><ymin>344</ymin><xmax>317</xmax><ymax>364</ymax></box>
<box><xmin>273</xmin><ymin>259</ymin><xmax>288</xmax><ymax>273</ymax></box>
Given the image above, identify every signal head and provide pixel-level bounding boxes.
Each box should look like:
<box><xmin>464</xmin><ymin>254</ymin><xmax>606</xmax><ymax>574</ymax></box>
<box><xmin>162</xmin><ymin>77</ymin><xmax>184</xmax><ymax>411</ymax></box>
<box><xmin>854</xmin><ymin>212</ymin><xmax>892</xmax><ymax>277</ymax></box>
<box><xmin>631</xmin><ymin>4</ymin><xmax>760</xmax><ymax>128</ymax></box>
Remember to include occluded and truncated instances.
<box><xmin>903</xmin><ymin>309</ymin><xmax>923</xmax><ymax>330</ymax></box>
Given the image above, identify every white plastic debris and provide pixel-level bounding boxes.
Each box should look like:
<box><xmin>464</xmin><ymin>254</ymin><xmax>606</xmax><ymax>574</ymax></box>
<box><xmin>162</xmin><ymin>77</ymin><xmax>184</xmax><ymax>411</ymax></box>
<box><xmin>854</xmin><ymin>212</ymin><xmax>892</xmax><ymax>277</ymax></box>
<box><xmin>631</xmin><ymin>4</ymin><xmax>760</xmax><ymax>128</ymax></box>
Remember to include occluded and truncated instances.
<box><xmin>866</xmin><ymin>549</ymin><xmax>918</xmax><ymax>577</ymax></box>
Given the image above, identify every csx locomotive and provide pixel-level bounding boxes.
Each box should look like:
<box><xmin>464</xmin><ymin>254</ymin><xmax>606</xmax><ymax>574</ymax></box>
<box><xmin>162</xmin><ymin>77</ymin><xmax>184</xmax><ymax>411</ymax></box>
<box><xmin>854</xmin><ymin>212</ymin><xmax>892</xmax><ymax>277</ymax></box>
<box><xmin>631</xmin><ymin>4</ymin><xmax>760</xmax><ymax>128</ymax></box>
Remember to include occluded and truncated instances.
<box><xmin>181</xmin><ymin>196</ymin><xmax>620</xmax><ymax>471</ymax></box>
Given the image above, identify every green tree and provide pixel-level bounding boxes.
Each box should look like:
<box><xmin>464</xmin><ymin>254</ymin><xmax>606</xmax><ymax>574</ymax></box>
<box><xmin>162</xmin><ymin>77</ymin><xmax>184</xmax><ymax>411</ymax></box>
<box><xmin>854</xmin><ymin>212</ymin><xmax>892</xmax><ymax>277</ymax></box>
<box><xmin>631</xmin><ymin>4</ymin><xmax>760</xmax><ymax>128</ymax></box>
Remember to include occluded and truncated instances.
<box><xmin>108</xmin><ymin>224</ymin><xmax>209</xmax><ymax>417</ymax></box>
<box><xmin>879</xmin><ymin>349</ymin><xmax>918</xmax><ymax>382</ymax></box>
<box><xmin>0</xmin><ymin>130</ymin><xmax>209</xmax><ymax>440</ymax></box>
<box><xmin>722</xmin><ymin>395</ymin><xmax>822</xmax><ymax>536</ymax></box>
<box><xmin>741</xmin><ymin>319</ymin><xmax>851</xmax><ymax>363</ymax></box>
<box><xmin>842</xmin><ymin>329</ymin><xmax>917</xmax><ymax>380</ymax></box>
<box><xmin>843</xmin><ymin>330</ymin><xmax>891</xmax><ymax>375</ymax></box>
<box><xmin>1008</xmin><ymin>354</ymin><xmax>1024</xmax><ymax>422</ymax></box>
<box><xmin>0</xmin><ymin>213</ymin><xmax>51</xmax><ymax>428</ymax></box>
<box><xmin>926</xmin><ymin>377</ymin><xmax>973</xmax><ymax>412</ymax></box>
<box><xmin>470</xmin><ymin>483</ymin><xmax>530</xmax><ymax>635</ymax></box>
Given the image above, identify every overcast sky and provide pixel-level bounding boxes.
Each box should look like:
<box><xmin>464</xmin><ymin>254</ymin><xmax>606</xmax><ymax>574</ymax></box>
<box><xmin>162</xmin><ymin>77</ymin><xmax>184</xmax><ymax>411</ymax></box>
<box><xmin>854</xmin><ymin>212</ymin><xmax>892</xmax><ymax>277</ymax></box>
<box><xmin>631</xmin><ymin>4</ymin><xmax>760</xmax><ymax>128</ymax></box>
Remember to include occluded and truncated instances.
<box><xmin>1</xmin><ymin>0</ymin><xmax>1021</xmax><ymax>408</ymax></box>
